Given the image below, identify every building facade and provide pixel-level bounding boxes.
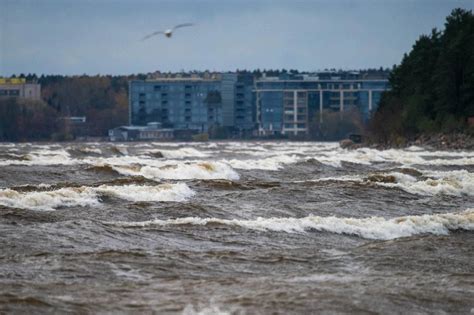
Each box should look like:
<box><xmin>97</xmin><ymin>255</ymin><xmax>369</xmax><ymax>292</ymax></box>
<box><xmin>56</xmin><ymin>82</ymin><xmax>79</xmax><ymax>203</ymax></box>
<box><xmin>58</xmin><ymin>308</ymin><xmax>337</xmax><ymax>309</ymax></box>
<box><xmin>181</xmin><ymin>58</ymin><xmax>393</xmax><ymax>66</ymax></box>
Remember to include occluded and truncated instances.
<box><xmin>109</xmin><ymin>123</ymin><xmax>174</xmax><ymax>141</ymax></box>
<box><xmin>129</xmin><ymin>74</ymin><xmax>255</xmax><ymax>133</ymax></box>
<box><xmin>255</xmin><ymin>73</ymin><xmax>389</xmax><ymax>136</ymax></box>
<box><xmin>128</xmin><ymin>71</ymin><xmax>388</xmax><ymax>138</ymax></box>
<box><xmin>0</xmin><ymin>78</ymin><xmax>41</xmax><ymax>101</ymax></box>
<box><xmin>129</xmin><ymin>78</ymin><xmax>222</xmax><ymax>132</ymax></box>
<box><xmin>234</xmin><ymin>73</ymin><xmax>255</xmax><ymax>132</ymax></box>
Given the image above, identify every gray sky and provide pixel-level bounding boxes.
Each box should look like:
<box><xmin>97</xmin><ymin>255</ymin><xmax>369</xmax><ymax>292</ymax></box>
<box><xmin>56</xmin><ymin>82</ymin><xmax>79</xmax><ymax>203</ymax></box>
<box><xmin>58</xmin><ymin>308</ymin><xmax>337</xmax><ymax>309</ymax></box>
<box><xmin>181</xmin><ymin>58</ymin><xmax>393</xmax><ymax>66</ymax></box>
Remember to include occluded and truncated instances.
<box><xmin>1</xmin><ymin>0</ymin><xmax>473</xmax><ymax>75</ymax></box>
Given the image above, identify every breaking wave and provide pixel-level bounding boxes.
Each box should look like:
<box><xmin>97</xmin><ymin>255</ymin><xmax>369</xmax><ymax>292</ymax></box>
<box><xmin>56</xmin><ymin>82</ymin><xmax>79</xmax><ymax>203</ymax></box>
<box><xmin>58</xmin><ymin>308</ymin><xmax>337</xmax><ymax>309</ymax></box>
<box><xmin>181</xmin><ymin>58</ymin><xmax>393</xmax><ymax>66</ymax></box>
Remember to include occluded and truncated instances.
<box><xmin>376</xmin><ymin>170</ymin><xmax>474</xmax><ymax>196</ymax></box>
<box><xmin>110</xmin><ymin>161</ymin><xmax>239</xmax><ymax>180</ymax></box>
<box><xmin>223</xmin><ymin>154</ymin><xmax>300</xmax><ymax>170</ymax></box>
<box><xmin>67</xmin><ymin>146</ymin><xmax>103</xmax><ymax>156</ymax></box>
<box><xmin>157</xmin><ymin>147</ymin><xmax>209</xmax><ymax>159</ymax></box>
<box><xmin>0</xmin><ymin>149</ymin><xmax>76</xmax><ymax>166</ymax></box>
<box><xmin>309</xmin><ymin>169</ymin><xmax>474</xmax><ymax>197</ymax></box>
<box><xmin>110</xmin><ymin>145</ymin><xmax>129</xmax><ymax>156</ymax></box>
<box><xmin>106</xmin><ymin>209</ymin><xmax>474</xmax><ymax>240</ymax></box>
<box><xmin>0</xmin><ymin>187</ymin><xmax>99</xmax><ymax>211</ymax></box>
<box><xmin>0</xmin><ymin>183</ymin><xmax>194</xmax><ymax>211</ymax></box>
<box><xmin>328</xmin><ymin>147</ymin><xmax>474</xmax><ymax>167</ymax></box>
<box><xmin>96</xmin><ymin>183</ymin><xmax>195</xmax><ymax>202</ymax></box>
<box><xmin>1</xmin><ymin>143</ymin><xmax>473</xmax><ymax>171</ymax></box>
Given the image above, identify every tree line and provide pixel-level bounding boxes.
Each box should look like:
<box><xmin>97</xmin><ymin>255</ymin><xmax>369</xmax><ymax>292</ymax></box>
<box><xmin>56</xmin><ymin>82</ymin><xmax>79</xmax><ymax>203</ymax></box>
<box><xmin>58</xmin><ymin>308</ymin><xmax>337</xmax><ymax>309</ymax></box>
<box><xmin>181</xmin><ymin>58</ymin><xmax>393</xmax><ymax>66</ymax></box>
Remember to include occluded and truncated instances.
<box><xmin>0</xmin><ymin>75</ymin><xmax>136</xmax><ymax>141</ymax></box>
<box><xmin>370</xmin><ymin>8</ymin><xmax>474</xmax><ymax>143</ymax></box>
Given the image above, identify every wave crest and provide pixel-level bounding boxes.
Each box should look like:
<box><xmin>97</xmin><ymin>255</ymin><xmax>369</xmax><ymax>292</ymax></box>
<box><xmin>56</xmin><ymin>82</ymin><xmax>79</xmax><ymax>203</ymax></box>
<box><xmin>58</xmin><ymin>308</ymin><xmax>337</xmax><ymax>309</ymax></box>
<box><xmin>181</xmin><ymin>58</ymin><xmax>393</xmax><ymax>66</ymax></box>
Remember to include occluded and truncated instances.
<box><xmin>0</xmin><ymin>183</ymin><xmax>195</xmax><ymax>211</ymax></box>
<box><xmin>111</xmin><ymin>161</ymin><xmax>239</xmax><ymax>180</ymax></box>
<box><xmin>106</xmin><ymin>209</ymin><xmax>474</xmax><ymax>240</ymax></box>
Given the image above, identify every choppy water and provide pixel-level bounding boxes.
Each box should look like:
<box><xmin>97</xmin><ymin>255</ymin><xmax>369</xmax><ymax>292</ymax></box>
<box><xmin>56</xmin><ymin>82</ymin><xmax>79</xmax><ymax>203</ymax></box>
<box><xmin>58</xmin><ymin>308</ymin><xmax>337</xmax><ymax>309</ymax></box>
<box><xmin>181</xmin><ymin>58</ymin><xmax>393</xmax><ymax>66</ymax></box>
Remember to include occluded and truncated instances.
<box><xmin>0</xmin><ymin>141</ymin><xmax>473</xmax><ymax>314</ymax></box>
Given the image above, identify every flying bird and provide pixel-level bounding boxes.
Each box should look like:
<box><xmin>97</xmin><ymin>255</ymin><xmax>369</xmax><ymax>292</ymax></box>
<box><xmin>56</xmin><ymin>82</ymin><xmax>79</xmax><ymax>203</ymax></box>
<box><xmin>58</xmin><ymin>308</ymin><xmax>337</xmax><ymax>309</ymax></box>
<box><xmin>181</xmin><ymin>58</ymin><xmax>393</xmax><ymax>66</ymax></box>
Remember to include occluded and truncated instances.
<box><xmin>141</xmin><ymin>23</ymin><xmax>194</xmax><ymax>40</ymax></box>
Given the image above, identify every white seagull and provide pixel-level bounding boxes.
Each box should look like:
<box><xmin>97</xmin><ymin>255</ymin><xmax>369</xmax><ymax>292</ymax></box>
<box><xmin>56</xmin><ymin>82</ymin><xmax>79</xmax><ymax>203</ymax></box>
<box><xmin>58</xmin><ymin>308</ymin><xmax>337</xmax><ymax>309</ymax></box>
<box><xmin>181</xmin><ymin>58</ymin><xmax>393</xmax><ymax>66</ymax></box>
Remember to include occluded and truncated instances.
<box><xmin>141</xmin><ymin>23</ymin><xmax>194</xmax><ymax>40</ymax></box>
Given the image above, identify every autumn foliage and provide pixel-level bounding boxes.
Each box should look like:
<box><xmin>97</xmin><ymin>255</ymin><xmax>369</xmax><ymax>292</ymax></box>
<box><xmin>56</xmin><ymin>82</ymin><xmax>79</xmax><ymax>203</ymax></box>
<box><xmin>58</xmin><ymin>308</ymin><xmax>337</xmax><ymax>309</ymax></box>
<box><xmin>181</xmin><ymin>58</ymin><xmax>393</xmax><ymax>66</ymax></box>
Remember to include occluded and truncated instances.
<box><xmin>0</xmin><ymin>74</ymin><xmax>138</xmax><ymax>141</ymax></box>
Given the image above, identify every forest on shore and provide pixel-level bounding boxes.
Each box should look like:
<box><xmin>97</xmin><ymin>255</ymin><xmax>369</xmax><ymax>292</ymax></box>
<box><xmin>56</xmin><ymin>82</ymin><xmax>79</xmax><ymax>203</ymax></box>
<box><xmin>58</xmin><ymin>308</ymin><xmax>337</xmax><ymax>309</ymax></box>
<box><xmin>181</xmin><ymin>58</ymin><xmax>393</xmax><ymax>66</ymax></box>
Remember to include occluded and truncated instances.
<box><xmin>0</xmin><ymin>75</ymin><xmax>134</xmax><ymax>141</ymax></box>
<box><xmin>369</xmin><ymin>8</ymin><xmax>474</xmax><ymax>144</ymax></box>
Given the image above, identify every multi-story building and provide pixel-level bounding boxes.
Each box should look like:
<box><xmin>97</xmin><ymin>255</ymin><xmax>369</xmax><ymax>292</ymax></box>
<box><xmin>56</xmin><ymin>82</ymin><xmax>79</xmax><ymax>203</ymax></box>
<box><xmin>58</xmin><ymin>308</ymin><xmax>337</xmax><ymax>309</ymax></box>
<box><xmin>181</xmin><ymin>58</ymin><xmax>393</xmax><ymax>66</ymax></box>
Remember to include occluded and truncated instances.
<box><xmin>129</xmin><ymin>78</ymin><xmax>222</xmax><ymax>132</ymax></box>
<box><xmin>255</xmin><ymin>72</ymin><xmax>389</xmax><ymax>136</ymax></box>
<box><xmin>128</xmin><ymin>71</ymin><xmax>388</xmax><ymax>138</ymax></box>
<box><xmin>0</xmin><ymin>78</ymin><xmax>41</xmax><ymax>101</ymax></box>
<box><xmin>234</xmin><ymin>73</ymin><xmax>255</xmax><ymax>132</ymax></box>
<box><xmin>129</xmin><ymin>73</ymin><xmax>255</xmax><ymax>133</ymax></box>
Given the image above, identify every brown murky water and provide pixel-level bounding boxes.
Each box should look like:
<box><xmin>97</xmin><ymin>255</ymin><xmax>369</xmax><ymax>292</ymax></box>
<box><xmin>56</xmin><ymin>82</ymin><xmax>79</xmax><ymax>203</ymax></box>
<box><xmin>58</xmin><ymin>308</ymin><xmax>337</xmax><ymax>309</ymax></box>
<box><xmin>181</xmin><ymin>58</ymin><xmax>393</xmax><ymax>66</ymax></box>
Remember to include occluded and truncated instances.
<box><xmin>0</xmin><ymin>142</ymin><xmax>473</xmax><ymax>314</ymax></box>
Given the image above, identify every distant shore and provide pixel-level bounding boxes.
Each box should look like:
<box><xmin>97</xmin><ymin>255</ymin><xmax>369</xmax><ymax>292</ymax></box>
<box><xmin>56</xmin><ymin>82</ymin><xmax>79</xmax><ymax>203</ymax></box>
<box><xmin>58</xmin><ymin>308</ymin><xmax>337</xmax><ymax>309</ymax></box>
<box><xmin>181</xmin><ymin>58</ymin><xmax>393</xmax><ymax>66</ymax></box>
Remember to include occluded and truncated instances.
<box><xmin>341</xmin><ymin>133</ymin><xmax>474</xmax><ymax>151</ymax></box>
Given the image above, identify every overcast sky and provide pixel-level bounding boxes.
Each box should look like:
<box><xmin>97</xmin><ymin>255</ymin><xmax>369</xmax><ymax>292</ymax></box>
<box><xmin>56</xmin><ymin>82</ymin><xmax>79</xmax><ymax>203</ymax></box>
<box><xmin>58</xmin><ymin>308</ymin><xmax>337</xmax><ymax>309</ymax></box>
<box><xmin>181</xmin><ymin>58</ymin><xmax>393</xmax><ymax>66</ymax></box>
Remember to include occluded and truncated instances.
<box><xmin>1</xmin><ymin>0</ymin><xmax>473</xmax><ymax>75</ymax></box>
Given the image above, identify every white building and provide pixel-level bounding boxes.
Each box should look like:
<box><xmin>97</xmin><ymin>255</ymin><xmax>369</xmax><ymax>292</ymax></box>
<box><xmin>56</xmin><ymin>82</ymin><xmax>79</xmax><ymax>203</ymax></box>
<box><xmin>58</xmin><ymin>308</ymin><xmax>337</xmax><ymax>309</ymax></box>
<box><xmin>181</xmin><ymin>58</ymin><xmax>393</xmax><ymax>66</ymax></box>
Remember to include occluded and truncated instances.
<box><xmin>0</xmin><ymin>78</ymin><xmax>41</xmax><ymax>101</ymax></box>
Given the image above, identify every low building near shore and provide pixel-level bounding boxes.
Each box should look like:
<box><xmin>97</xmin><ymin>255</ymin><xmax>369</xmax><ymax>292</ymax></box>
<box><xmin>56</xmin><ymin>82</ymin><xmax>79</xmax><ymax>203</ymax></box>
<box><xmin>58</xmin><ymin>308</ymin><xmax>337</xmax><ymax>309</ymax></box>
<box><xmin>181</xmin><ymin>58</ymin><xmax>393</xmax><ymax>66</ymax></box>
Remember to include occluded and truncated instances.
<box><xmin>0</xmin><ymin>78</ymin><xmax>41</xmax><ymax>101</ymax></box>
<box><xmin>109</xmin><ymin>122</ymin><xmax>174</xmax><ymax>141</ymax></box>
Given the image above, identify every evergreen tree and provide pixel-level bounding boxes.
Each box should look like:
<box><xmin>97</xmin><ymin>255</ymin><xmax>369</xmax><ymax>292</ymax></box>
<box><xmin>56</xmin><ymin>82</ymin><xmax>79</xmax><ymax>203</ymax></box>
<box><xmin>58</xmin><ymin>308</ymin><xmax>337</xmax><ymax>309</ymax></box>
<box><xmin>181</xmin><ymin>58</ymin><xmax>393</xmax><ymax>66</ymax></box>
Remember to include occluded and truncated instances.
<box><xmin>370</xmin><ymin>8</ymin><xmax>474</xmax><ymax>141</ymax></box>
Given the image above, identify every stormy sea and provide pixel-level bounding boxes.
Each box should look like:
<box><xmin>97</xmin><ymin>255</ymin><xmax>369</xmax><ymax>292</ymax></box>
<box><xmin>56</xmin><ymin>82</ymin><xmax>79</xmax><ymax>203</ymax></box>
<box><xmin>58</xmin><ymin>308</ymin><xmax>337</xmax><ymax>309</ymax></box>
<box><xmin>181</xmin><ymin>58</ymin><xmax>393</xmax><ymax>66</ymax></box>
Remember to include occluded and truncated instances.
<box><xmin>0</xmin><ymin>141</ymin><xmax>473</xmax><ymax>314</ymax></box>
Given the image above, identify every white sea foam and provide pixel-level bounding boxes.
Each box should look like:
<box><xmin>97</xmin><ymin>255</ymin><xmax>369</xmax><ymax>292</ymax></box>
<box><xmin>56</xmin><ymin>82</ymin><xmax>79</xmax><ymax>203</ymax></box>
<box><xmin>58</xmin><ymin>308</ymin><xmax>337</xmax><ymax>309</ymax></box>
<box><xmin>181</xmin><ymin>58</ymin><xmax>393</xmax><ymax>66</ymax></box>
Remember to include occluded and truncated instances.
<box><xmin>306</xmin><ymin>169</ymin><xmax>474</xmax><ymax>197</ymax></box>
<box><xmin>73</xmin><ymin>146</ymin><xmax>102</xmax><ymax>155</ymax></box>
<box><xmin>0</xmin><ymin>183</ymin><xmax>195</xmax><ymax>211</ymax></box>
<box><xmin>224</xmin><ymin>154</ymin><xmax>300</xmax><ymax>170</ymax></box>
<box><xmin>0</xmin><ymin>187</ymin><xmax>99</xmax><ymax>211</ymax></box>
<box><xmin>289</xmin><ymin>146</ymin><xmax>474</xmax><ymax>167</ymax></box>
<box><xmin>111</xmin><ymin>161</ymin><xmax>239</xmax><ymax>180</ymax></box>
<box><xmin>111</xmin><ymin>145</ymin><xmax>129</xmax><ymax>155</ymax></box>
<box><xmin>0</xmin><ymin>143</ymin><xmax>16</xmax><ymax>148</ymax></box>
<box><xmin>378</xmin><ymin>170</ymin><xmax>474</xmax><ymax>196</ymax></box>
<box><xmin>1</xmin><ymin>142</ymin><xmax>473</xmax><ymax>169</ymax></box>
<box><xmin>96</xmin><ymin>183</ymin><xmax>195</xmax><ymax>202</ymax></box>
<box><xmin>108</xmin><ymin>209</ymin><xmax>474</xmax><ymax>240</ymax></box>
<box><xmin>313</xmin><ymin>175</ymin><xmax>363</xmax><ymax>182</ymax></box>
<box><xmin>156</xmin><ymin>147</ymin><xmax>209</xmax><ymax>159</ymax></box>
<box><xmin>0</xmin><ymin>149</ymin><xmax>77</xmax><ymax>166</ymax></box>
<box><xmin>304</xmin><ymin>150</ymin><xmax>376</xmax><ymax>167</ymax></box>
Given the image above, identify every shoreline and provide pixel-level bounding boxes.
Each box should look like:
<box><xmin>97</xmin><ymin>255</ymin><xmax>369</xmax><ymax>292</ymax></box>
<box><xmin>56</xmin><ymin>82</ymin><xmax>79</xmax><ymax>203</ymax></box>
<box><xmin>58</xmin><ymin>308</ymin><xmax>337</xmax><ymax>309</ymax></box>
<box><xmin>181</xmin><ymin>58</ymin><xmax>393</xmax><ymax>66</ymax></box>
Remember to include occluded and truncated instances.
<box><xmin>341</xmin><ymin>133</ymin><xmax>474</xmax><ymax>151</ymax></box>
